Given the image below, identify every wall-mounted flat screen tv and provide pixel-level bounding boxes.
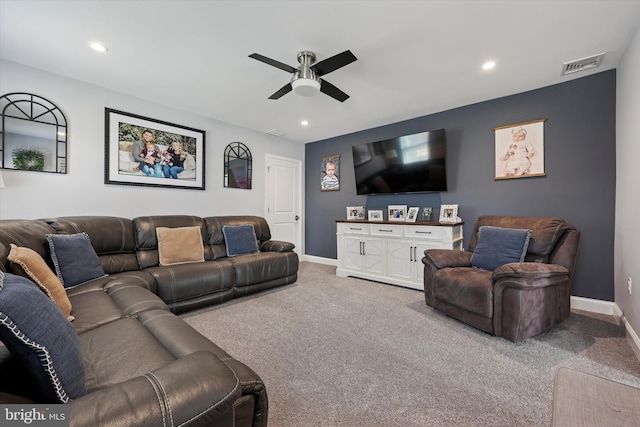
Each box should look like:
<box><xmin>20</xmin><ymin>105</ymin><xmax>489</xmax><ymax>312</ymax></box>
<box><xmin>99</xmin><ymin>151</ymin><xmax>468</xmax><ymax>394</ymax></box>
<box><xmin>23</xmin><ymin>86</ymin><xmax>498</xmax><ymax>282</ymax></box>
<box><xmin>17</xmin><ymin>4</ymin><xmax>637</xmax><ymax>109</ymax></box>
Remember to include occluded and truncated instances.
<box><xmin>352</xmin><ymin>128</ymin><xmax>447</xmax><ymax>195</ymax></box>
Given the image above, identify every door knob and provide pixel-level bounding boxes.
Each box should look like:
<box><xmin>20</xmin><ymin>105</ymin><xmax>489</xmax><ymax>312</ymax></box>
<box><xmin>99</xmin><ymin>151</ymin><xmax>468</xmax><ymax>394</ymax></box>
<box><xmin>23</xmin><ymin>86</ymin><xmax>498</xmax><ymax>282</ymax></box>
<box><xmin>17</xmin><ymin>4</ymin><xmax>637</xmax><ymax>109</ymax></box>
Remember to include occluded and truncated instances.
<box><xmin>295</xmin><ymin>215</ymin><xmax>300</xmax><ymax>220</ymax></box>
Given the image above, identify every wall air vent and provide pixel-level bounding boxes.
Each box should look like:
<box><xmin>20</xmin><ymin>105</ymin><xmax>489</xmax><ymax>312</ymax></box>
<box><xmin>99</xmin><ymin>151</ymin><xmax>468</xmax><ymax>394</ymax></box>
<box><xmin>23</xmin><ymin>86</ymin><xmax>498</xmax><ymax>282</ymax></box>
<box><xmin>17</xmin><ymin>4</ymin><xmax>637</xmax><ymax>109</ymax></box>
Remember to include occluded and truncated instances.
<box><xmin>266</xmin><ymin>128</ymin><xmax>288</xmax><ymax>137</ymax></box>
<box><xmin>561</xmin><ymin>52</ymin><xmax>606</xmax><ymax>76</ymax></box>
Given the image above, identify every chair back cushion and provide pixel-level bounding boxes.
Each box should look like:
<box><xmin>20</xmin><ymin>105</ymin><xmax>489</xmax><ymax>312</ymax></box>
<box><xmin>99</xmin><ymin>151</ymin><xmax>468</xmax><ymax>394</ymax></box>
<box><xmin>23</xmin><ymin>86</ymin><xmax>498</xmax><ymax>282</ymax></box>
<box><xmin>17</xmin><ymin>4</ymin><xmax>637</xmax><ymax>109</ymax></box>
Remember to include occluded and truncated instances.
<box><xmin>469</xmin><ymin>216</ymin><xmax>572</xmax><ymax>263</ymax></box>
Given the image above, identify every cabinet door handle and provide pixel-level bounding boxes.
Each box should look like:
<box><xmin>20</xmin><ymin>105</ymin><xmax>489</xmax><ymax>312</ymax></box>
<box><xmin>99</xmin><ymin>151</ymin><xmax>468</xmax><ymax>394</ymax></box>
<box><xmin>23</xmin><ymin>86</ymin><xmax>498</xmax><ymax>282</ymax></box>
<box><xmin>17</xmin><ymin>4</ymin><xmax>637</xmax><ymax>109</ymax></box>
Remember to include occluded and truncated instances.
<box><xmin>415</xmin><ymin>231</ymin><xmax>432</xmax><ymax>234</ymax></box>
<box><xmin>362</xmin><ymin>242</ymin><xmax>365</xmax><ymax>256</ymax></box>
<box><xmin>410</xmin><ymin>246</ymin><xmax>414</xmax><ymax>262</ymax></box>
<box><xmin>350</xmin><ymin>227</ymin><xmax>362</xmax><ymax>231</ymax></box>
<box><xmin>360</xmin><ymin>242</ymin><xmax>363</xmax><ymax>255</ymax></box>
<box><xmin>377</xmin><ymin>229</ymin><xmax>393</xmax><ymax>232</ymax></box>
<box><xmin>413</xmin><ymin>247</ymin><xmax>417</xmax><ymax>262</ymax></box>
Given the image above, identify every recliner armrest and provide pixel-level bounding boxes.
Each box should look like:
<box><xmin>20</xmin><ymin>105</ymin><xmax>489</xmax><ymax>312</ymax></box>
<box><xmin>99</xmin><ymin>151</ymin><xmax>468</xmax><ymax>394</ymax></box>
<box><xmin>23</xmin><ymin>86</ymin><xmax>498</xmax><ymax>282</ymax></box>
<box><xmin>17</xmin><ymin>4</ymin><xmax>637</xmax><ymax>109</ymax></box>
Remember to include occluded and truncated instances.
<box><xmin>261</xmin><ymin>240</ymin><xmax>295</xmax><ymax>252</ymax></box>
<box><xmin>69</xmin><ymin>351</ymin><xmax>240</xmax><ymax>427</ymax></box>
<box><xmin>493</xmin><ymin>262</ymin><xmax>569</xmax><ymax>283</ymax></box>
<box><xmin>423</xmin><ymin>250</ymin><xmax>472</xmax><ymax>269</ymax></box>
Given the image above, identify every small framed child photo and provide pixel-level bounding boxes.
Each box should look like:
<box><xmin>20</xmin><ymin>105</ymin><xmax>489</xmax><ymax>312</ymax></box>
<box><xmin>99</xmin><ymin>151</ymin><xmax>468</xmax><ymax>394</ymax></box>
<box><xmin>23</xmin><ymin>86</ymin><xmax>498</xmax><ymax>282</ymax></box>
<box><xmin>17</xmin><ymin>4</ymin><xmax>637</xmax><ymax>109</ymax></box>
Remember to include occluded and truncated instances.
<box><xmin>321</xmin><ymin>155</ymin><xmax>340</xmax><ymax>191</ymax></box>
<box><xmin>439</xmin><ymin>204</ymin><xmax>459</xmax><ymax>223</ymax></box>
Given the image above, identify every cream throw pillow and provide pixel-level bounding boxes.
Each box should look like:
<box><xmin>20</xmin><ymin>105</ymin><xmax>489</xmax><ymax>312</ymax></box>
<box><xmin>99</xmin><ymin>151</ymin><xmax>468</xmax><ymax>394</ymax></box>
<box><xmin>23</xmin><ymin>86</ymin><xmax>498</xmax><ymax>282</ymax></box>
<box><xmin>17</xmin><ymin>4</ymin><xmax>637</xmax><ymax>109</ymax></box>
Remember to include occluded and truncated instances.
<box><xmin>7</xmin><ymin>244</ymin><xmax>74</xmax><ymax>321</ymax></box>
<box><xmin>156</xmin><ymin>226</ymin><xmax>205</xmax><ymax>266</ymax></box>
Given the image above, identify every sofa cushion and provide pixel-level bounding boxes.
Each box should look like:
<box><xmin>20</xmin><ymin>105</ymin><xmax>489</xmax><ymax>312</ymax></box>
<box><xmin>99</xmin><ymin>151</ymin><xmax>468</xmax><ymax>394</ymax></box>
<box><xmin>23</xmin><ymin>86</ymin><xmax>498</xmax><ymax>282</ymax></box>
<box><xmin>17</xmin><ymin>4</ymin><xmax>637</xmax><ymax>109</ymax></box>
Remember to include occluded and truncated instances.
<box><xmin>46</xmin><ymin>232</ymin><xmax>106</xmax><ymax>288</ymax></box>
<box><xmin>222</xmin><ymin>224</ymin><xmax>259</xmax><ymax>257</ymax></box>
<box><xmin>156</xmin><ymin>226</ymin><xmax>205</xmax><ymax>266</ymax></box>
<box><xmin>7</xmin><ymin>244</ymin><xmax>74</xmax><ymax>321</ymax></box>
<box><xmin>0</xmin><ymin>271</ymin><xmax>86</xmax><ymax>403</ymax></box>
<box><xmin>471</xmin><ymin>226</ymin><xmax>532</xmax><ymax>271</ymax></box>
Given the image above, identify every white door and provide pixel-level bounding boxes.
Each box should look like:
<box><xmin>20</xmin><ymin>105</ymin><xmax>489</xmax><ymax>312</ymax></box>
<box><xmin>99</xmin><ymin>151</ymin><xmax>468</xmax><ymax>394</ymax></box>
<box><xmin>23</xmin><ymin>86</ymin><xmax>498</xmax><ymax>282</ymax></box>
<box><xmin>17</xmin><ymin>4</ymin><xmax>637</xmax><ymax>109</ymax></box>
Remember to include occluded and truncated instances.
<box><xmin>265</xmin><ymin>154</ymin><xmax>302</xmax><ymax>255</ymax></box>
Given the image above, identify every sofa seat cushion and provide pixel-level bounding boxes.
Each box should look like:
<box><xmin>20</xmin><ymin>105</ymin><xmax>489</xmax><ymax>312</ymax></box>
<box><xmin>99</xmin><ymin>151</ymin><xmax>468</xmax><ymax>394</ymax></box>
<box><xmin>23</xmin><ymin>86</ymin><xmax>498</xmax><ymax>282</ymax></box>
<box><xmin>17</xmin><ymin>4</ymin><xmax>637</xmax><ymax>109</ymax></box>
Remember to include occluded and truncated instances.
<box><xmin>434</xmin><ymin>267</ymin><xmax>493</xmax><ymax>317</ymax></box>
<box><xmin>145</xmin><ymin>260</ymin><xmax>235</xmax><ymax>305</ymax></box>
<box><xmin>80</xmin><ymin>317</ymin><xmax>176</xmax><ymax>392</ymax></box>
<box><xmin>230</xmin><ymin>251</ymin><xmax>298</xmax><ymax>287</ymax></box>
<box><xmin>66</xmin><ymin>276</ymin><xmax>169</xmax><ymax>335</ymax></box>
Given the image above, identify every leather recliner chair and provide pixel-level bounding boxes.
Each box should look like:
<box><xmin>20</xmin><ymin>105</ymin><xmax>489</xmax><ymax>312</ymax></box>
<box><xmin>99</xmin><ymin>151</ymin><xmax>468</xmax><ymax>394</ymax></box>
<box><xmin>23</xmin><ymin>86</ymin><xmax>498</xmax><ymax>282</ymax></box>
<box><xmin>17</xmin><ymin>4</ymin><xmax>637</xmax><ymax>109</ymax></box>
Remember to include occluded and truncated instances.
<box><xmin>422</xmin><ymin>215</ymin><xmax>580</xmax><ymax>342</ymax></box>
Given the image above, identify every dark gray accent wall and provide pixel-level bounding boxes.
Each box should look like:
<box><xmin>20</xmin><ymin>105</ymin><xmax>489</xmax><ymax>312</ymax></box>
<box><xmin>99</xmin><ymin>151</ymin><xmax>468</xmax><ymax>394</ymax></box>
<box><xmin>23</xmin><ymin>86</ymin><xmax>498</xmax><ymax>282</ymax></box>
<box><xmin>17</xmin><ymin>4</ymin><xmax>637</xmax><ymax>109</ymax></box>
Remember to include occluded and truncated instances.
<box><xmin>305</xmin><ymin>70</ymin><xmax>616</xmax><ymax>301</ymax></box>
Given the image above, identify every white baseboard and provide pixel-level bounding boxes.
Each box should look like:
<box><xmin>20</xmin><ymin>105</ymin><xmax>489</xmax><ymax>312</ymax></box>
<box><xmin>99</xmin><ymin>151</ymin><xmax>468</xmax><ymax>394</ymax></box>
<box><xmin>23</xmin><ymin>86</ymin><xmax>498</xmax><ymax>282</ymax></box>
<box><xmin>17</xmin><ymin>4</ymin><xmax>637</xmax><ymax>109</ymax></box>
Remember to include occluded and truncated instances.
<box><xmin>570</xmin><ymin>296</ymin><xmax>617</xmax><ymax>315</ymax></box>
<box><xmin>301</xmin><ymin>254</ymin><xmax>338</xmax><ymax>266</ymax></box>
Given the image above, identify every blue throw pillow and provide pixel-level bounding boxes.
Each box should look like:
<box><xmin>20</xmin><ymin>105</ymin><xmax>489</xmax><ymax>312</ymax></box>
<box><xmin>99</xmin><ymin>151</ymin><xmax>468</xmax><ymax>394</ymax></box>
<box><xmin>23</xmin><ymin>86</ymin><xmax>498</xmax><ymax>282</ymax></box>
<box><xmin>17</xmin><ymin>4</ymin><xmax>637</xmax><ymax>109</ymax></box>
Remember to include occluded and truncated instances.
<box><xmin>471</xmin><ymin>226</ymin><xmax>532</xmax><ymax>271</ymax></box>
<box><xmin>222</xmin><ymin>224</ymin><xmax>260</xmax><ymax>257</ymax></box>
<box><xmin>45</xmin><ymin>232</ymin><xmax>106</xmax><ymax>288</ymax></box>
<box><xmin>0</xmin><ymin>271</ymin><xmax>86</xmax><ymax>403</ymax></box>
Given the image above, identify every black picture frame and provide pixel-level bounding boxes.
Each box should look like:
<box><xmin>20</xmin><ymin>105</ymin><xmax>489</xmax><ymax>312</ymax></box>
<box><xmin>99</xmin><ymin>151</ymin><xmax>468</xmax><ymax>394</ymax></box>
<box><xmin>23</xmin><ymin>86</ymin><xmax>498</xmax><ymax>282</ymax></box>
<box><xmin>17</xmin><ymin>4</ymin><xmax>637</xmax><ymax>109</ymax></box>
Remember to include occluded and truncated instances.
<box><xmin>104</xmin><ymin>108</ymin><xmax>205</xmax><ymax>190</ymax></box>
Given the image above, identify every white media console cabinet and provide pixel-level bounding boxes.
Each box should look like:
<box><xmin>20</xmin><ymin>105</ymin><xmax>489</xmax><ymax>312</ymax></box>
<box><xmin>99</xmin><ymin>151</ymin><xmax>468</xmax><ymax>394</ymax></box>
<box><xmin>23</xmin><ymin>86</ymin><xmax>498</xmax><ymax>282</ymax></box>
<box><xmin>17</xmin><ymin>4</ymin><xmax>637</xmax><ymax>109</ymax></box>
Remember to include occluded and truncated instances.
<box><xmin>336</xmin><ymin>220</ymin><xmax>464</xmax><ymax>290</ymax></box>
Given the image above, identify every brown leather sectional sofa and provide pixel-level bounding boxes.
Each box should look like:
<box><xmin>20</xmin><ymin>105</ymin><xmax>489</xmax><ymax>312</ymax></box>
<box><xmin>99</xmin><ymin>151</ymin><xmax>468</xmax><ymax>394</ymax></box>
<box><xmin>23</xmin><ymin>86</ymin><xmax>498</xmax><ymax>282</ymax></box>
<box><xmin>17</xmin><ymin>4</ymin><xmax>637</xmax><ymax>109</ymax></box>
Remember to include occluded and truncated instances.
<box><xmin>0</xmin><ymin>215</ymin><xmax>299</xmax><ymax>426</ymax></box>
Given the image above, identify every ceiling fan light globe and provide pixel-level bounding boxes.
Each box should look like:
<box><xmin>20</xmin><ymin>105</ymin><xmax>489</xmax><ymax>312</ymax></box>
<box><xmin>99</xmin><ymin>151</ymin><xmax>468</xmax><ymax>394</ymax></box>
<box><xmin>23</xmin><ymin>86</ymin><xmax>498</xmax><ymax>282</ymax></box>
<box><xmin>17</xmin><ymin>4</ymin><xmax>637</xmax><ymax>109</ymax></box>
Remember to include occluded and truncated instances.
<box><xmin>292</xmin><ymin>78</ymin><xmax>320</xmax><ymax>96</ymax></box>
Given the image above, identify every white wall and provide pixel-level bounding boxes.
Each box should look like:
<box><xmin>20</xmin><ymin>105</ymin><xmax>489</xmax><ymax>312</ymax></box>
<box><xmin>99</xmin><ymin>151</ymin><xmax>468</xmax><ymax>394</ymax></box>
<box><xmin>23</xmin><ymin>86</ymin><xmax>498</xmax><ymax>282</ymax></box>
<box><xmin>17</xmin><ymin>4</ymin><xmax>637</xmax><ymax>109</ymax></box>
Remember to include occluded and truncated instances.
<box><xmin>0</xmin><ymin>60</ymin><xmax>304</xmax><ymax>220</ymax></box>
<box><xmin>616</xmin><ymin>24</ymin><xmax>640</xmax><ymax>339</ymax></box>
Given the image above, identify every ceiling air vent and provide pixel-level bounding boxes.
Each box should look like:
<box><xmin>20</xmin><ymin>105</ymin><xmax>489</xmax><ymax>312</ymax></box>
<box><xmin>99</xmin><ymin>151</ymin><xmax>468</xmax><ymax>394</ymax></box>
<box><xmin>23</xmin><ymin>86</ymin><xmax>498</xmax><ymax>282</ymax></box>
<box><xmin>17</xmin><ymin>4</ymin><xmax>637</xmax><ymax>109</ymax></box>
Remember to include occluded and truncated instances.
<box><xmin>266</xmin><ymin>129</ymin><xmax>288</xmax><ymax>137</ymax></box>
<box><xmin>561</xmin><ymin>52</ymin><xmax>606</xmax><ymax>76</ymax></box>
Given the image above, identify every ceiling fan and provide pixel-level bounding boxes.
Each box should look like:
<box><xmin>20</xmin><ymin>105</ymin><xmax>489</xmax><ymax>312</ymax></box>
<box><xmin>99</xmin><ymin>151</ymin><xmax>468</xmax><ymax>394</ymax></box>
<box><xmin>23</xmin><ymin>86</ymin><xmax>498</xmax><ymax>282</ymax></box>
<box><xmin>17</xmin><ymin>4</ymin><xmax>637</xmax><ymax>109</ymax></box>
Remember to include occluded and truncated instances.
<box><xmin>249</xmin><ymin>50</ymin><xmax>357</xmax><ymax>102</ymax></box>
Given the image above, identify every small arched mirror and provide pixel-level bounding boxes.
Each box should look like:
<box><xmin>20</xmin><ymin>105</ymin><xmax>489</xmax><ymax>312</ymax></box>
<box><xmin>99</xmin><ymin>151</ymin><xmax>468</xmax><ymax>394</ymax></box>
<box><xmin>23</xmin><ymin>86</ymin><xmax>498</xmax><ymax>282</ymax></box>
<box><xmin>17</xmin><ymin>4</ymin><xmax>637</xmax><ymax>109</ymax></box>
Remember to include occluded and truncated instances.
<box><xmin>224</xmin><ymin>142</ymin><xmax>252</xmax><ymax>189</ymax></box>
<box><xmin>0</xmin><ymin>92</ymin><xmax>68</xmax><ymax>173</ymax></box>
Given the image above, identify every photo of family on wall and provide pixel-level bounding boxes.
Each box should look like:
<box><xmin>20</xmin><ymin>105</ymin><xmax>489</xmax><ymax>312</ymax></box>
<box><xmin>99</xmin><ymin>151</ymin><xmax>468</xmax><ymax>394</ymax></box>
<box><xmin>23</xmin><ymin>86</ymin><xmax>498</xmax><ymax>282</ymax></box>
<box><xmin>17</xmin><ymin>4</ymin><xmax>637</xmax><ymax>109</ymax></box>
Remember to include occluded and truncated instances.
<box><xmin>104</xmin><ymin>109</ymin><xmax>206</xmax><ymax>190</ymax></box>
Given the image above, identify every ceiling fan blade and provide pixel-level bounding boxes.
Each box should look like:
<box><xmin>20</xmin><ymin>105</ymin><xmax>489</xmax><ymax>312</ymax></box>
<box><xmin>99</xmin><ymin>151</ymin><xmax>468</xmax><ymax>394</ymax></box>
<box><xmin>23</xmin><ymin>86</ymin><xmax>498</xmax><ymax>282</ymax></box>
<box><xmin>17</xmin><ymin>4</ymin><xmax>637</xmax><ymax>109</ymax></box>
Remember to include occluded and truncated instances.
<box><xmin>268</xmin><ymin>83</ymin><xmax>293</xmax><ymax>100</ymax></box>
<box><xmin>319</xmin><ymin>79</ymin><xmax>350</xmax><ymax>102</ymax></box>
<box><xmin>249</xmin><ymin>53</ymin><xmax>297</xmax><ymax>73</ymax></box>
<box><xmin>312</xmin><ymin>50</ymin><xmax>357</xmax><ymax>76</ymax></box>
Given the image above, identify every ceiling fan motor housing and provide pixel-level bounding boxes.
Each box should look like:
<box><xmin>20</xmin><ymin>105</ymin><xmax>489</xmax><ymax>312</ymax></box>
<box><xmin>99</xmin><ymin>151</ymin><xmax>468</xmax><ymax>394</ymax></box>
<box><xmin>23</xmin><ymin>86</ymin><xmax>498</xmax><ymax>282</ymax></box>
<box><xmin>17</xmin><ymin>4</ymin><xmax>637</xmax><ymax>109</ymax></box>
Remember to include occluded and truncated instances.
<box><xmin>292</xmin><ymin>51</ymin><xmax>321</xmax><ymax>96</ymax></box>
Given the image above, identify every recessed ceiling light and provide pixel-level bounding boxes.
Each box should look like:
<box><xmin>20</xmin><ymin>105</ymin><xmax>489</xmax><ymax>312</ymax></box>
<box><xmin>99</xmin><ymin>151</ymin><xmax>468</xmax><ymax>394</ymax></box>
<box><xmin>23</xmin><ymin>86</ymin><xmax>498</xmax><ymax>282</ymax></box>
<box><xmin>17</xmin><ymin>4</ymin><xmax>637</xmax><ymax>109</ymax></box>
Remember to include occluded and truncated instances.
<box><xmin>482</xmin><ymin>61</ymin><xmax>496</xmax><ymax>70</ymax></box>
<box><xmin>89</xmin><ymin>42</ymin><xmax>108</xmax><ymax>53</ymax></box>
<box><xmin>300</xmin><ymin>120</ymin><xmax>309</xmax><ymax>126</ymax></box>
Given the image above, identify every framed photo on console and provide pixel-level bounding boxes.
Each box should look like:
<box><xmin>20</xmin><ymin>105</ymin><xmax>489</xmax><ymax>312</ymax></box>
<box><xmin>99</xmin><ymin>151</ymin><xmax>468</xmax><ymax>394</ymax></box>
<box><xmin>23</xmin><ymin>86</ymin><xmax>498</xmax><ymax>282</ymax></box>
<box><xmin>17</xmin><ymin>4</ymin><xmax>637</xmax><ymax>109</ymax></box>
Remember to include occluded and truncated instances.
<box><xmin>347</xmin><ymin>206</ymin><xmax>365</xmax><ymax>220</ymax></box>
<box><xmin>439</xmin><ymin>204</ymin><xmax>458</xmax><ymax>223</ymax></box>
<box><xmin>368</xmin><ymin>210</ymin><xmax>383</xmax><ymax>221</ymax></box>
<box><xmin>388</xmin><ymin>205</ymin><xmax>407</xmax><ymax>222</ymax></box>
<box><xmin>422</xmin><ymin>207</ymin><xmax>433</xmax><ymax>222</ymax></box>
<box><xmin>406</xmin><ymin>207</ymin><xmax>419</xmax><ymax>223</ymax></box>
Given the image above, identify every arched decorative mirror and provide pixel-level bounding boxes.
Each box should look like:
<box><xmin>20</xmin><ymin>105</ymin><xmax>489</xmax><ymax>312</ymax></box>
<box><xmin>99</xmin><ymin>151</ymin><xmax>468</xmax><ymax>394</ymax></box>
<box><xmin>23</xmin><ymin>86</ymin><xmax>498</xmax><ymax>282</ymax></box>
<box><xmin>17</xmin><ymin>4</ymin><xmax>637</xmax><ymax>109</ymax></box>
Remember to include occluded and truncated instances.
<box><xmin>224</xmin><ymin>142</ymin><xmax>252</xmax><ymax>189</ymax></box>
<box><xmin>0</xmin><ymin>92</ymin><xmax>68</xmax><ymax>173</ymax></box>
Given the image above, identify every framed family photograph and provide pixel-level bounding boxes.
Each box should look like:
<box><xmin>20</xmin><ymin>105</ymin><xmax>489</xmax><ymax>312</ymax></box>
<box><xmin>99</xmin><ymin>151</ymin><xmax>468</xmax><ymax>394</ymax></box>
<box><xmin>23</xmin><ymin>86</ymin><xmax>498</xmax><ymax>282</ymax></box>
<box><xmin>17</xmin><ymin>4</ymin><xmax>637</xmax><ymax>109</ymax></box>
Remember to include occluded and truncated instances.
<box><xmin>388</xmin><ymin>205</ymin><xmax>407</xmax><ymax>222</ymax></box>
<box><xmin>439</xmin><ymin>204</ymin><xmax>459</xmax><ymax>223</ymax></box>
<box><xmin>105</xmin><ymin>108</ymin><xmax>206</xmax><ymax>190</ymax></box>
<box><xmin>494</xmin><ymin>119</ymin><xmax>546</xmax><ymax>180</ymax></box>
<box><xmin>321</xmin><ymin>154</ymin><xmax>340</xmax><ymax>191</ymax></box>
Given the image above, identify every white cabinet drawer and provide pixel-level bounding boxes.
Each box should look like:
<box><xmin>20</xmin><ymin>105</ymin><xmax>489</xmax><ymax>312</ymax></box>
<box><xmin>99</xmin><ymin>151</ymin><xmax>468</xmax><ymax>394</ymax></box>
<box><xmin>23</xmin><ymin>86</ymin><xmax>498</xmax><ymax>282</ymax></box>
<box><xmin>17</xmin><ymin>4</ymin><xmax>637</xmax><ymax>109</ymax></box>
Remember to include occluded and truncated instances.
<box><xmin>339</xmin><ymin>223</ymin><xmax>370</xmax><ymax>235</ymax></box>
<box><xmin>404</xmin><ymin>226</ymin><xmax>443</xmax><ymax>241</ymax></box>
<box><xmin>370</xmin><ymin>224</ymin><xmax>402</xmax><ymax>237</ymax></box>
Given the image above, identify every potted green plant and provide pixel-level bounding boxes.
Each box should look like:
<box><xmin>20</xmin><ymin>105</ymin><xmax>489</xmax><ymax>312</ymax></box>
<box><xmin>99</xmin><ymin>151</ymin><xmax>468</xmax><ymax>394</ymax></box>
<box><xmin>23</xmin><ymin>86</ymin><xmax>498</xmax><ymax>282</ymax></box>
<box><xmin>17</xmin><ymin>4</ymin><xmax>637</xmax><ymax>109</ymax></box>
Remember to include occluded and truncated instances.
<box><xmin>12</xmin><ymin>148</ymin><xmax>45</xmax><ymax>171</ymax></box>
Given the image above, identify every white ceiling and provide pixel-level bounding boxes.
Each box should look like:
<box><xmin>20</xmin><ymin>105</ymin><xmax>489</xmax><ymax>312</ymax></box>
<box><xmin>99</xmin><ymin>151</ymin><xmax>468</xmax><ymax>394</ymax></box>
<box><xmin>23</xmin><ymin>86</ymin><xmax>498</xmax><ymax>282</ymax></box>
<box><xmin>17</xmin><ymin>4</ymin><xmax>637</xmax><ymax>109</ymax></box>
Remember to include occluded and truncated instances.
<box><xmin>1</xmin><ymin>1</ymin><xmax>639</xmax><ymax>144</ymax></box>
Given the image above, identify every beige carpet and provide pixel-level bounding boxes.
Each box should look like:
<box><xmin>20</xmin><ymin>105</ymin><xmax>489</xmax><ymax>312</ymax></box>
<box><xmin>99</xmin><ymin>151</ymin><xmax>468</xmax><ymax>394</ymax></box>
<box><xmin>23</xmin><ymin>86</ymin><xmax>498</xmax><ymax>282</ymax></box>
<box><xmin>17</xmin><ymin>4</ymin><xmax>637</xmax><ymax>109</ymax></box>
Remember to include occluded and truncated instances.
<box><xmin>182</xmin><ymin>262</ymin><xmax>640</xmax><ymax>426</ymax></box>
